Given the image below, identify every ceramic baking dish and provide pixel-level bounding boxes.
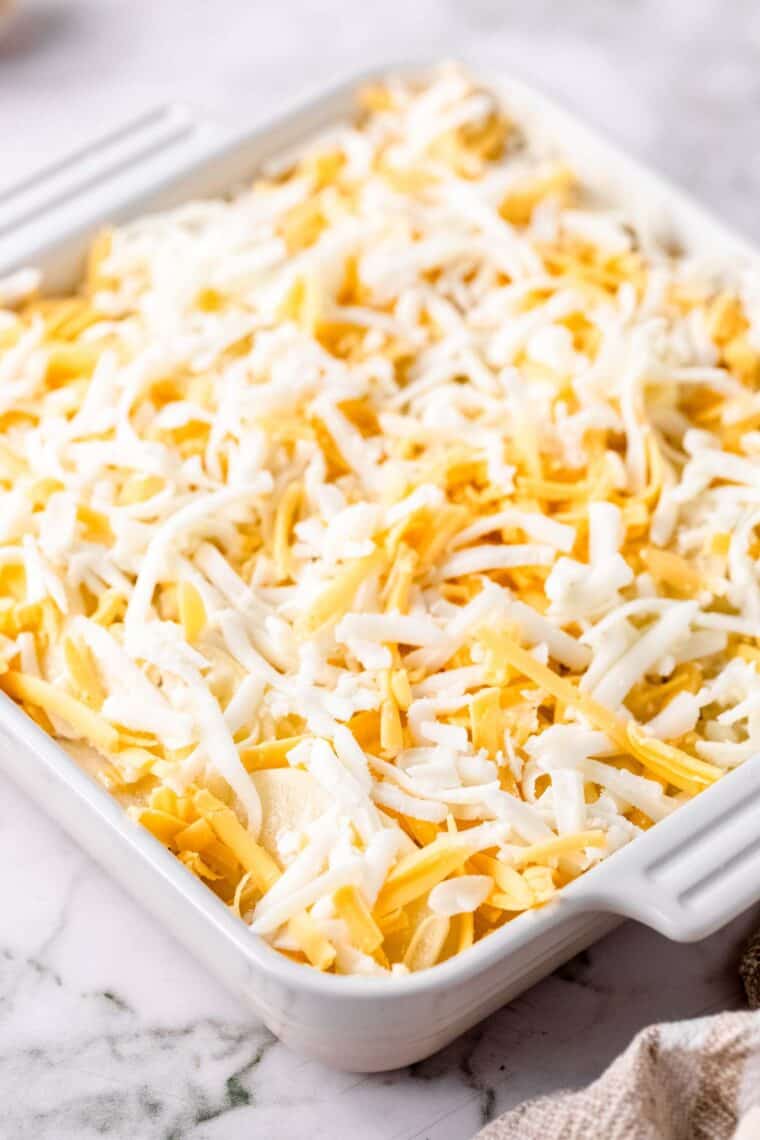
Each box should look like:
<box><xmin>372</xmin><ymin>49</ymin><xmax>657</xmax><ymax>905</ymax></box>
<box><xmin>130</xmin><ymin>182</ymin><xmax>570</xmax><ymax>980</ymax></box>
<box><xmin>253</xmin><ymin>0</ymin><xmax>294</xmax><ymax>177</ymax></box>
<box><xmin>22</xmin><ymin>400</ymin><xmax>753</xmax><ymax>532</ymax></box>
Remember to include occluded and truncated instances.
<box><xmin>1</xmin><ymin>63</ymin><xmax>760</xmax><ymax>1073</ymax></box>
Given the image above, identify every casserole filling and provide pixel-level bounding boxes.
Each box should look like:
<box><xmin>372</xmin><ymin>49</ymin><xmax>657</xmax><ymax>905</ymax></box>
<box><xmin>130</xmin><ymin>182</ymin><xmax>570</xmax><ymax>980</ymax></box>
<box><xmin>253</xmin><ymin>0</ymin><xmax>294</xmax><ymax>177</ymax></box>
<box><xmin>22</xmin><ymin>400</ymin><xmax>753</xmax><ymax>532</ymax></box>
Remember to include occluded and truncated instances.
<box><xmin>0</xmin><ymin>65</ymin><xmax>759</xmax><ymax>975</ymax></box>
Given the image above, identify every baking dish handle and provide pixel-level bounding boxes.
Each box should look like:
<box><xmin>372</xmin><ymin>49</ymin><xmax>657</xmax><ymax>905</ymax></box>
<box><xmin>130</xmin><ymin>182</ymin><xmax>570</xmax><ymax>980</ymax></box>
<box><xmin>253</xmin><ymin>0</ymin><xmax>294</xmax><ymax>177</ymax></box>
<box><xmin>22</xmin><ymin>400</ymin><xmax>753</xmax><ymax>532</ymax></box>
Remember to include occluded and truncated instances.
<box><xmin>0</xmin><ymin>104</ymin><xmax>235</xmax><ymax>277</ymax></box>
<box><xmin>564</xmin><ymin>755</ymin><xmax>760</xmax><ymax>941</ymax></box>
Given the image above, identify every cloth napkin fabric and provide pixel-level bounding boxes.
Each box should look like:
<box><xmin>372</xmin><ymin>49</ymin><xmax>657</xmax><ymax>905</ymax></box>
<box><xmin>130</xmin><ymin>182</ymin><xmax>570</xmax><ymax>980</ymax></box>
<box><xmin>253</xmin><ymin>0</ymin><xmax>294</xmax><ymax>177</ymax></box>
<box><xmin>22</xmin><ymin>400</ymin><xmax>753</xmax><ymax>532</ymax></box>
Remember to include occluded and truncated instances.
<box><xmin>477</xmin><ymin>928</ymin><xmax>760</xmax><ymax>1140</ymax></box>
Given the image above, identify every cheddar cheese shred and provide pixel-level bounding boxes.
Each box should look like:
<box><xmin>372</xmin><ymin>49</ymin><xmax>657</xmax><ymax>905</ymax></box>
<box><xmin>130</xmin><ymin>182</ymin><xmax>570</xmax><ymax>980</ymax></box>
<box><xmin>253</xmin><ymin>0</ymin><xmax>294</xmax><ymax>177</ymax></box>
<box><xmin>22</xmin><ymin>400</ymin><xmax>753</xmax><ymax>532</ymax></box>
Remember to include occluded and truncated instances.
<box><xmin>0</xmin><ymin>65</ymin><xmax>758</xmax><ymax>976</ymax></box>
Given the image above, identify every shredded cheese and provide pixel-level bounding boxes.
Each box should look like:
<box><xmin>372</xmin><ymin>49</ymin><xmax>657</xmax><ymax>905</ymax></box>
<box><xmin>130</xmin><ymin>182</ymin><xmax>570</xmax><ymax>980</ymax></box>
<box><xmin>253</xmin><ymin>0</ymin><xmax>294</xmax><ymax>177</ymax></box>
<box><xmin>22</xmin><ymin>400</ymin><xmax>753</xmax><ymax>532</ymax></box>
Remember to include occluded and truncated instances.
<box><xmin>2</xmin><ymin>65</ymin><xmax>758</xmax><ymax>977</ymax></box>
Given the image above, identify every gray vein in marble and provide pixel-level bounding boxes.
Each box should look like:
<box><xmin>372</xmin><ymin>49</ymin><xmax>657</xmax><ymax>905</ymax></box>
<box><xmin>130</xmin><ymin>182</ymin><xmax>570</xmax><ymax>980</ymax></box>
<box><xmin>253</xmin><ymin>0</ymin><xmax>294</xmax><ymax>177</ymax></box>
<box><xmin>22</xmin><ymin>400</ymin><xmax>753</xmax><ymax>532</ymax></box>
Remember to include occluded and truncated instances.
<box><xmin>1</xmin><ymin>932</ymin><xmax>272</xmax><ymax>1137</ymax></box>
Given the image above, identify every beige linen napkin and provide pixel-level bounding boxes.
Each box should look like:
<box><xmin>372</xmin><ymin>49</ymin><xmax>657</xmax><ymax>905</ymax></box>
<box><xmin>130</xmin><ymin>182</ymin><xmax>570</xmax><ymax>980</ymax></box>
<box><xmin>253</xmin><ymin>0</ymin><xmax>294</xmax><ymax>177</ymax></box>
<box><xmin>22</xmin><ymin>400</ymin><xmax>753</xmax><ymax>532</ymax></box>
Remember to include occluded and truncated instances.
<box><xmin>477</xmin><ymin>929</ymin><xmax>760</xmax><ymax>1140</ymax></box>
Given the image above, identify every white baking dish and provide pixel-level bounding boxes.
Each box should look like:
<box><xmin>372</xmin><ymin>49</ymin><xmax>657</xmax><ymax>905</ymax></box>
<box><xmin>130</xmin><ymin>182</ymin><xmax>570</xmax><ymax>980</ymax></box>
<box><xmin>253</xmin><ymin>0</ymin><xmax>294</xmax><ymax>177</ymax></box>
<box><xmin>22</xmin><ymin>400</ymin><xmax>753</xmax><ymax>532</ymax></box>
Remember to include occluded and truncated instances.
<box><xmin>1</xmin><ymin>63</ymin><xmax>760</xmax><ymax>1073</ymax></box>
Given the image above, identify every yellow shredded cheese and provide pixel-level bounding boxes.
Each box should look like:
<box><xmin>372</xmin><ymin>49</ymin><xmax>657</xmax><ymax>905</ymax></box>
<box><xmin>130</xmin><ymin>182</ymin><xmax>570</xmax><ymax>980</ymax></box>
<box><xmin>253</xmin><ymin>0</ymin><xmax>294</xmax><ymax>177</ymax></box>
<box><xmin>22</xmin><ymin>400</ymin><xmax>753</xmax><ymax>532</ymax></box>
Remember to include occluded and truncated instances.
<box><xmin>0</xmin><ymin>670</ymin><xmax>119</xmax><ymax>753</ymax></box>
<box><xmin>287</xmin><ymin>911</ymin><xmax>337</xmax><ymax>971</ymax></box>
<box><xmin>178</xmin><ymin>580</ymin><xmax>206</xmax><ymax>642</ymax></box>
<box><xmin>374</xmin><ymin>838</ymin><xmax>473</xmax><ymax>917</ymax></box>
<box><xmin>333</xmin><ymin>885</ymin><xmax>384</xmax><ymax>954</ymax></box>
<box><xmin>194</xmin><ymin>789</ymin><xmax>280</xmax><ymax>893</ymax></box>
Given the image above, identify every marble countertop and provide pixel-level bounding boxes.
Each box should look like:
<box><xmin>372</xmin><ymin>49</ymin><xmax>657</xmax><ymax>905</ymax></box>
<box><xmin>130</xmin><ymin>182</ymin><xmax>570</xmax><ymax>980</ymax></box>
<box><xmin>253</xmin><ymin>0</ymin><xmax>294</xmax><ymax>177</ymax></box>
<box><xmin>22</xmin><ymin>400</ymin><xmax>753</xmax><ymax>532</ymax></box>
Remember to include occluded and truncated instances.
<box><xmin>1</xmin><ymin>1</ymin><xmax>760</xmax><ymax>1137</ymax></box>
